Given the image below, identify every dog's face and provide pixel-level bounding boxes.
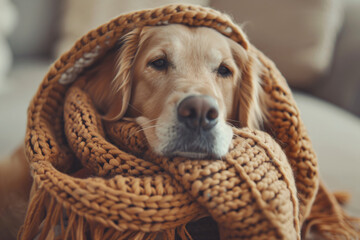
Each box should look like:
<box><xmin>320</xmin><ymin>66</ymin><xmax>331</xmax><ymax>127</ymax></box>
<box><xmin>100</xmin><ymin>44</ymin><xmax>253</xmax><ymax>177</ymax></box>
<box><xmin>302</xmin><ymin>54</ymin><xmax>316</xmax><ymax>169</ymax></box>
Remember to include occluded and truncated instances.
<box><xmin>128</xmin><ymin>25</ymin><xmax>244</xmax><ymax>158</ymax></box>
<box><xmin>85</xmin><ymin>24</ymin><xmax>265</xmax><ymax>159</ymax></box>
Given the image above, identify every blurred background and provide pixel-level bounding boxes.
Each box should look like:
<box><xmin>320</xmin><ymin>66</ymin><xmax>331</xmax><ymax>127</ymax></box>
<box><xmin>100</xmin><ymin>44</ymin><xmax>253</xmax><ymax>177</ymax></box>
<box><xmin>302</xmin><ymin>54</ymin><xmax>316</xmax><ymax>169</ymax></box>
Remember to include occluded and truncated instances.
<box><xmin>0</xmin><ymin>0</ymin><xmax>359</xmax><ymax>216</ymax></box>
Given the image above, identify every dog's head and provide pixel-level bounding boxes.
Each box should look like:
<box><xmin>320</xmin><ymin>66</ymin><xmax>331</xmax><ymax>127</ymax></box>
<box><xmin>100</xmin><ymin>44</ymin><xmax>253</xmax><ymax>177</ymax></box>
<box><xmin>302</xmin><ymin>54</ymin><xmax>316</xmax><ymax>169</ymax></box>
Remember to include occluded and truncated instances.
<box><xmin>83</xmin><ymin>24</ymin><xmax>267</xmax><ymax>159</ymax></box>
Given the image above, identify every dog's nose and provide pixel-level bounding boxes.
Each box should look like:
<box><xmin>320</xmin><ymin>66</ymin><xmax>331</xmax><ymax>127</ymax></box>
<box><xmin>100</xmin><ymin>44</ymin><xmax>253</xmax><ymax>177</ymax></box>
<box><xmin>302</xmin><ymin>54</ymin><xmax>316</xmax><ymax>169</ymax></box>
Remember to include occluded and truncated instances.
<box><xmin>177</xmin><ymin>95</ymin><xmax>219</xmax><ymax>130</ymax></box>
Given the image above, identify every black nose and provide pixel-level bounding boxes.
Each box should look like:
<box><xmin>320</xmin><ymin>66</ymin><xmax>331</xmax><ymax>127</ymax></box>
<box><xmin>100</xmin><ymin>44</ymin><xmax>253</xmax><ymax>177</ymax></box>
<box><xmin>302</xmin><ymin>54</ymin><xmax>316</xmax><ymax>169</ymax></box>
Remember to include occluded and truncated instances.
<box><xmin>177</xmin><ymin>95</ymin><xmax>219</xmax><ymax>130</ymax></box>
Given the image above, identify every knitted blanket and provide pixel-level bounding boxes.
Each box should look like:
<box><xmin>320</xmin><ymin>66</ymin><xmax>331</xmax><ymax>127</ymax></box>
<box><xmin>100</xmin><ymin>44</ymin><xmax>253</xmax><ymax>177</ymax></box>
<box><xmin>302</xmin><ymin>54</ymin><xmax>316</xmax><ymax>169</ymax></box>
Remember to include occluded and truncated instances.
<box><xmin>18</xmin><ymin>4</ymin><xmax>359</xmax><ymax>240</ymax></box>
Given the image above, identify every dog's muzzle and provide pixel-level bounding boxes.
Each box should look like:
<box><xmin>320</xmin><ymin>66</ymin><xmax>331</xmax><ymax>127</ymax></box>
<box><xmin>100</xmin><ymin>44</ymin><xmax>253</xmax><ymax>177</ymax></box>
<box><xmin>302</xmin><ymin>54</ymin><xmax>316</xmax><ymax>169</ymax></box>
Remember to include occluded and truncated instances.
<box><xmin>177</xmin><ymin>95</ymin><xmax>219</xmax><ymax>131</ymax></box>
<box><xmin>162</xmin><ymin>95</ymin><xmax>231</xmax><ymax>159</ymax></box>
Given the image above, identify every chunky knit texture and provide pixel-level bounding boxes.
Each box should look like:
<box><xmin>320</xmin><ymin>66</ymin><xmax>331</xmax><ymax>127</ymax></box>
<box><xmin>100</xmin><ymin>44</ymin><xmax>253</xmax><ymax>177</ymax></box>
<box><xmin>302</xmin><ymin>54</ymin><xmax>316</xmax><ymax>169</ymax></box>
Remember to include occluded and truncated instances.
<box><xmin>18</xmin><ymin>4</ymin><xmax>359</xmax><ymax>240</ymax></box>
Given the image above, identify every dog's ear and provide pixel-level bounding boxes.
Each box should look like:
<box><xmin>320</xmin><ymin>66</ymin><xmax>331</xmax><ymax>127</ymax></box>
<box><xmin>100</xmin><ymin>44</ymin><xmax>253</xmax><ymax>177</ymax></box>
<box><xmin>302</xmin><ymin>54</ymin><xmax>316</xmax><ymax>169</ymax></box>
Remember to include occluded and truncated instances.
<box><xmin>230</xmin><ymin>41</ymin><xmax>268</xmax><ymax>129</ymax></box>
<box><xmin>103</xmin><ymin>28</ymin><xmax>143</xmax><ymax>121</ymax></box>
<box><xmin>81</xmin><ymin>28</ymin><xmax>142</xmax><ymax>121</ymax></box>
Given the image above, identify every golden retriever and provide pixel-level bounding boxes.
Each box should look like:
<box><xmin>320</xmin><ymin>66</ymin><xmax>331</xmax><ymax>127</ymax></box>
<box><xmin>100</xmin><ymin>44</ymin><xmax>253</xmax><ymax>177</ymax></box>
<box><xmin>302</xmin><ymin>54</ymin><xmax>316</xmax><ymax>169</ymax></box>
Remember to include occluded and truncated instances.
<box><xmin>0</xmin><ymin>24</ymin><xmax>267</xmax><ymax>239</ymax></box>
<box><xmin>83</xmin><ymin>24</ymin><xmax>266</xmax><ymax>158</ymax></box>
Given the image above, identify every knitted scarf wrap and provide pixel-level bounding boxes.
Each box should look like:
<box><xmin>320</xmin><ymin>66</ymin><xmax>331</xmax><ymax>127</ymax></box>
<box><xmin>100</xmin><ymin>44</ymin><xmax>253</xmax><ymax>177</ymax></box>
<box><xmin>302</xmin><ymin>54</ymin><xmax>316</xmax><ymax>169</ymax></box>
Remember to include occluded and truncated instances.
<box><xmin>19</xmin><ymin>4</ymin><xmax>359</xmax><ymax>240</ymax></box>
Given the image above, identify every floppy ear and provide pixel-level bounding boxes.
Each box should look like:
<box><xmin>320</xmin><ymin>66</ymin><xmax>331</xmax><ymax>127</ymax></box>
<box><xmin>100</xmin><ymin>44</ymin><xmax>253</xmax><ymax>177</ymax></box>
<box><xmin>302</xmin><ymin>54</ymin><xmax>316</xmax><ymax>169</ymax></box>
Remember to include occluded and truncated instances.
<box><xmin>103</xmin><ymin>28</ymin><xmax>141</xmax><ymax>121</ymax></box>
<box><xmin>103</xmin><ymin>28</ymin><xmax>143</xmax><ymax>121</ymax></box>
<box><xmin>80</xmin><ymin>28</ymin><xmax>142</xmax><ymax>121</ymax></box>
<box><xmin>231</xmin><ymin>41</ymin><xmax>268</xmax><ymax>129</ymax></box>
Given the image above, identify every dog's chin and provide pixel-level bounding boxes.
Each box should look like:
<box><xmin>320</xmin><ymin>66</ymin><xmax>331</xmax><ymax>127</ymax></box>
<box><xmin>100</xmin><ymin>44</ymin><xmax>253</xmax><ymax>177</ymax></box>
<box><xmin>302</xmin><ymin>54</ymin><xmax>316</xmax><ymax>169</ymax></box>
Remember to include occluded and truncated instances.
<box><xmin>136</xmin><ymin>115</ymin><xmax>233</xmax><ymax>160</ymax></box>
<box><xmin>158</xmin><ymin>124</ymin><xmax>233</xmax><ymax>160</ymax></box>
<box><xmin>170</xmin><ymin>151</ymin><xmax>216</xmax><ymax>159</ymax></box>
<box><xmin>154</xmin><ymin>144</ymin><xmax>225</xmax><ymax>160</ymax></box>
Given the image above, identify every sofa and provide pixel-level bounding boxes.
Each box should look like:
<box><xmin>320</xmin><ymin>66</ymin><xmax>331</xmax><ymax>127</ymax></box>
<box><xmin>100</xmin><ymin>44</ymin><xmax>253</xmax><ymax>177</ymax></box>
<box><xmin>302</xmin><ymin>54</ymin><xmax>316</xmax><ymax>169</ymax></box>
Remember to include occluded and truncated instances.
<box><xmin>0</xmin><ymin>0</ymin><xmax>359</xmax><ymax>233</ymax></box>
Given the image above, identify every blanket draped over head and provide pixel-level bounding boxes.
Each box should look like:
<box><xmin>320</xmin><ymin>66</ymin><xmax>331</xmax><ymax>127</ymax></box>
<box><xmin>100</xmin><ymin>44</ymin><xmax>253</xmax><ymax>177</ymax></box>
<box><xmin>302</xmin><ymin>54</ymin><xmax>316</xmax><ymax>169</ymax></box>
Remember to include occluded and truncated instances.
<box><xmin>18</xmin><ymin>4</ymin><xmax>359</xmax><ymax>240</ymax></box>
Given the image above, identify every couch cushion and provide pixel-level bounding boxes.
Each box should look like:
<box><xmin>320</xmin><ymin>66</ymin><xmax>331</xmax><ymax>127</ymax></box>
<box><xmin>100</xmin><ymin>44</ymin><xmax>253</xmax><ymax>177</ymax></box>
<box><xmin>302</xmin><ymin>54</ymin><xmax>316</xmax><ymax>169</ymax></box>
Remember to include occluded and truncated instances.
<box><xmin>294</xmin><ymin>92</ymin><xmax>360</xmax><ymax>217</ymax></box>
<box><xmin>211</xmin><ymin>0</ymin><xmax>344</xmax><ymax>88</ymax></box>
<box><xmin>0</xmin><ymin>0</ymin><xmax>17</xmax><ymax>92</ymax></box>
<box><xmin>310</xmin><ymin>0</ymin><xmax>360</xmax><ymax>116</ymax></box>
<box><xmin>8</xmin><ymin>0</ymin><xmax>60</xmax><ymax>58</ymax></box>
<box><xmin>55</xmin><ymin>0</ymin><xmax>209</xmax><ymax>57</ymax></box>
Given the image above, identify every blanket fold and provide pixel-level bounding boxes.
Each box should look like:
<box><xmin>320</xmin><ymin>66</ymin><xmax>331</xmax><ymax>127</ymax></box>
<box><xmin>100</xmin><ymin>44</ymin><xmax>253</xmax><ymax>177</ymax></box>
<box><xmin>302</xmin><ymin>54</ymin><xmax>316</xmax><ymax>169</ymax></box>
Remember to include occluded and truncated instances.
<box><xmin>18</xmin><ymin>4</ymin><xmax>359</xmax><ymax>240</ymax></box>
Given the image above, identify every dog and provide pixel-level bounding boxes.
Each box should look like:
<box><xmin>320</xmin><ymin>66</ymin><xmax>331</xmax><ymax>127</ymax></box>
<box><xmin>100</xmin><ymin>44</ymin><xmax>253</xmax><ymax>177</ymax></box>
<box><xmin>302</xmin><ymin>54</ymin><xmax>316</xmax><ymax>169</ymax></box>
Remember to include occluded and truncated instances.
<box><xmin>0</xmin><ymin>24</ymin><xmax>268</xmax><ymax>239</ymax></box>
<box><xmin>82</xmin><ymin>24</ymin><xmax>267</xmax><ymax>158</ymax></box>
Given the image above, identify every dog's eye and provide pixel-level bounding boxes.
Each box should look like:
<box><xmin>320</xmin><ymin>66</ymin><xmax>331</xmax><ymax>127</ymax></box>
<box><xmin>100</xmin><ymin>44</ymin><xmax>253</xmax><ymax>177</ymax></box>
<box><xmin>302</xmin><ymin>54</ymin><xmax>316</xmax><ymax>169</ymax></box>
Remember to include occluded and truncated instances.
<box><xmin>217</xmin><ymin>64</ymin><xmax>232</xmax><ymax>77</ymax></box>
<box><xmin>149</xmin><ymin>58</ymin><xmax>168</xmax><ymax>71</ymax></box>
